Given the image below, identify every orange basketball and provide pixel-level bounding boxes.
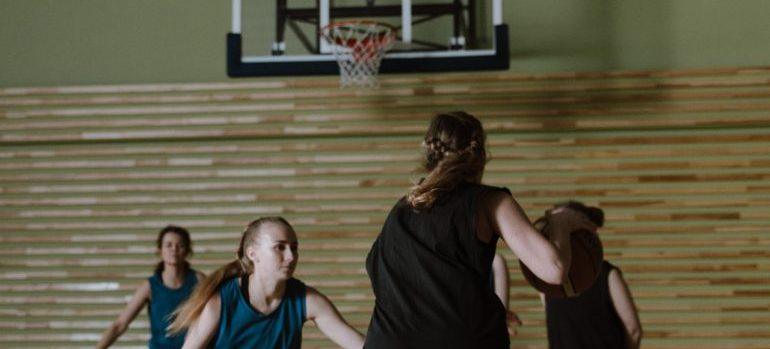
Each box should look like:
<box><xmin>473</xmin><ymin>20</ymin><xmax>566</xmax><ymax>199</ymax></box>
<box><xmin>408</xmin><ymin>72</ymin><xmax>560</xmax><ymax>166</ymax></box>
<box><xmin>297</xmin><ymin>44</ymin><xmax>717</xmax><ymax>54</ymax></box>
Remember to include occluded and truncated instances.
<box><xmin>519</xmin><ymin>218</ymin><xmax>603</xmax><ymax>298</ymax></box>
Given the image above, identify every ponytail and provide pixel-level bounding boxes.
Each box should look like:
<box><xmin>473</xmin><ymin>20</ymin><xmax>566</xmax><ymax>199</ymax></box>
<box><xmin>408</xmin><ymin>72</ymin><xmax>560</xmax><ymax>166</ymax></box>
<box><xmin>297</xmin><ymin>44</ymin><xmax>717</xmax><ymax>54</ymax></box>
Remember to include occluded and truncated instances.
<box><xmin>166</xmin><ymin>260</ymin><xmax>247</xmax><ymax>334</ymax></box>
<box><xmin>407</xmin><ymin>111</ymin><xmax>487</xmax><ymax>210</ymax></box>
<box><xmin>167</xmin><ymin>216</ymin><xmax>295</xmax><ymax>334</ymax></box>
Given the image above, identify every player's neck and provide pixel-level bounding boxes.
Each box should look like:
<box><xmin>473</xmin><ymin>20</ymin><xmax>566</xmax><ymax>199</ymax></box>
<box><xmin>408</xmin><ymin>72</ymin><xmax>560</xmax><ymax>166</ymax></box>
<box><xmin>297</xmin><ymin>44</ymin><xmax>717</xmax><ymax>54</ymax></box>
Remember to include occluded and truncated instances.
<box><xmin>161</xmin><ymin>264</ymin><xmax>185</xmax><ymax>288</ymax></box>
<box><xmin>248</xmin><ymin>272</ymin><xmax>286</xmax><ymax>311</ymax></box>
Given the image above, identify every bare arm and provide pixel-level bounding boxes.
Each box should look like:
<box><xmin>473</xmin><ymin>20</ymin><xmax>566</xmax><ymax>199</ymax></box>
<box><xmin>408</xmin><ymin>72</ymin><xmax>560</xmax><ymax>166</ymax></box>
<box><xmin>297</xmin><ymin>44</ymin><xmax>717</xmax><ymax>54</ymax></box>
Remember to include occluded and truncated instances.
<box><xmin>181</xmin><ymin>294</ymin><xmax>221</xmax><ymax>349</ymax></box>
<box><xmin>491</xmin><ymin>254</ymin><xmax>523</xmax><ymax>336</ymax></box>
<box><xmin>486</xmin><ymin>192</ymin><xmax>568</xmax><ymax>284</ymax></box>
<box><xmin>491</xmin><ymin>254</ymin><xmax>509</xmax><ymax>309</ymax></box>
<box><xmin>305</xmin><ymin>286</ymin><xmax>364</xmax><ymax>349</ymax></box>
<box><xmin>96</xmin><ymin>280</ymin><xmax>150</xmax><ymax>349</ymax></box>
<box><xmin>608</xmin><ymin>268</ymin><xmax>642</xmax><ymax>349</ymax></box>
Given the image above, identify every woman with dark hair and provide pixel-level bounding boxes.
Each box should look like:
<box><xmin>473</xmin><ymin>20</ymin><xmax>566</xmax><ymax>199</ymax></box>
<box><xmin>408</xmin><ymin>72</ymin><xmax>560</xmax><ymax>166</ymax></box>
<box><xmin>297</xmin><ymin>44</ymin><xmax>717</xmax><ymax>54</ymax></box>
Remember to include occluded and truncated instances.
<box><xmin>168</xmin><ymin>217</ymin><xmax>364</xmax><ymax>349</ymax></box>
<box><xmin>364</xmin><ymin>111</ymin><xmax>595</xmax><ymax>348</ymax></box>
<box><xmin>538</xmin><ymin>201</ymin><xmax>643</xmax><ymax>349</ymax></box>
<box><xmin>97</xmin><ymin>225</ymin><xmax>205</xmax><ymax>349</ymax></box>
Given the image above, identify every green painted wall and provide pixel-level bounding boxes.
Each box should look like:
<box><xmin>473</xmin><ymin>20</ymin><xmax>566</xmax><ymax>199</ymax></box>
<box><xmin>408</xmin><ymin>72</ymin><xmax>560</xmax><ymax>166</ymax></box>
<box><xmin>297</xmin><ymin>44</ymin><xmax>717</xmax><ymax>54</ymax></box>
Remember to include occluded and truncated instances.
<box><xmin>1</xmin><ymin>0</ymin><xmax>770</xmax><ymax>87</ymax></box>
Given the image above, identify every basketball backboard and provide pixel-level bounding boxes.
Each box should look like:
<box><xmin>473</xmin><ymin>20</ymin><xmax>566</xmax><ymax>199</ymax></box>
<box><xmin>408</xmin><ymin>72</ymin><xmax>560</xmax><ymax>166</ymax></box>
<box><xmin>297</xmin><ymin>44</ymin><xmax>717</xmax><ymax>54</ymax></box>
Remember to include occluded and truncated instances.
<box><xmin>226</xmin><ymin>0</ymin><xmax>508</xmax><ymax>77</ymax></box>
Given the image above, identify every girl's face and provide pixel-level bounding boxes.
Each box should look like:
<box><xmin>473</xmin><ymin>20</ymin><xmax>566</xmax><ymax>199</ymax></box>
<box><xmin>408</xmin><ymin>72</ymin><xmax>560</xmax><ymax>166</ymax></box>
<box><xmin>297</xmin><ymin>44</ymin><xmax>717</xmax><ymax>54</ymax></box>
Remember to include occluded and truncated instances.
<box><xmin>247</xmin><ymin>222</ymin><xmax>299</xmax><ymax>280</ymax></box>
<box><xmin>159</xmin><ymin>232</ymin><xmax>188</xmax><ymax>266</ymax></box>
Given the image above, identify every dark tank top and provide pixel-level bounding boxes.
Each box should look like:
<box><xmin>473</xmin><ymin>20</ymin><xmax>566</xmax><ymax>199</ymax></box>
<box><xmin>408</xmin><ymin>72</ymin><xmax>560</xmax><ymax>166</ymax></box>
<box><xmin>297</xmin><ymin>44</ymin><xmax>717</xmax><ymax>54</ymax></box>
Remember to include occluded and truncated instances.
<box><xmin>365</xmin><ymin>183</ymin><xmax>510</xmax><ymax>349</ymax></box>
<box><xmin>545</xmin><ymin>261</ymin><xmax>626</xmax><ymax>349</ymax></box>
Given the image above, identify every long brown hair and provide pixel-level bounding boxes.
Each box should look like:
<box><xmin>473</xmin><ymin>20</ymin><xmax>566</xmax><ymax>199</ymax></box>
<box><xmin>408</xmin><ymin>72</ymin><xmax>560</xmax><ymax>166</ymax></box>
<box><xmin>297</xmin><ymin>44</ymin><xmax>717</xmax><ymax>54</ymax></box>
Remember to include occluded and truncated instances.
<box><xmin>407</xmin><ymin>111</ymin><xmax>487</xmax><ymax>209</ymax></box>
<box><xmin>155</xmin><ymin>225</ymin><xmax>192</xmax><ymax>274</ymax></box>
<box><xmin>167</xmin><ymin>217</ymin><xmax>295</xmax><ymax>334</ymax></box>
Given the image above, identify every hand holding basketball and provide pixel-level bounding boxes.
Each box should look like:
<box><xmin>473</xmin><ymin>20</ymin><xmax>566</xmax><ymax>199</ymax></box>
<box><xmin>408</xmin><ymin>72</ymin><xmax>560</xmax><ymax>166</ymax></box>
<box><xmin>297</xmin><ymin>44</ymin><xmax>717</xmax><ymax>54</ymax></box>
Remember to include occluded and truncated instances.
<box><xmin>520</xmin><ymin>204</ymin><xmax>604</xmax><ymax>298</ymax></box>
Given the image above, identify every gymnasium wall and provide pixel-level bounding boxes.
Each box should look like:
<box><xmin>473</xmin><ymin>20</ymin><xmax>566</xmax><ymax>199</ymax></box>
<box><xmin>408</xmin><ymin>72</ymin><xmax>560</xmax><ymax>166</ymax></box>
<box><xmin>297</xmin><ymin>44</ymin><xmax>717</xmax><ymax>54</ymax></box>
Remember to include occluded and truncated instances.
<box><xmin>2</xmin><ymin>0</ymin><xmax>770</xmax><ymax>87</ymax></box>
<box><xmin>1</xmin><ymin>67</ymin><xmax>769</xmax><ymax>348</ymax></box>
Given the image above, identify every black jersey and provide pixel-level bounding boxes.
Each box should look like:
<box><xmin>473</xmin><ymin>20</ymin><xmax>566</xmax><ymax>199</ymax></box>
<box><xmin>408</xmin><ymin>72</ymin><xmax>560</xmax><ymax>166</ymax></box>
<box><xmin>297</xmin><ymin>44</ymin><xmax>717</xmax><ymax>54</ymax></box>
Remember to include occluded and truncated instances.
<box><xmin>364</xmin><ymin>183</ymin><xmax>511</xmax><ymax>349</ymax></box>
<box><xmin>545</xmin><ymin>261</ymin><xmax>627</xmax><ymax>349</ymax></box>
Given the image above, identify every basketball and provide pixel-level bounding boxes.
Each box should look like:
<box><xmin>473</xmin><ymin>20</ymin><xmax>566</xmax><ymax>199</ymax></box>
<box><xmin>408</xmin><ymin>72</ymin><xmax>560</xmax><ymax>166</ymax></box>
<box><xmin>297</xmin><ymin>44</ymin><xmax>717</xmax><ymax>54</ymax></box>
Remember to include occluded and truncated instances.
<box><xmin>520</xmin><ymin>217</ymin><xmax>604</xmax><ymax>298</ymax></box>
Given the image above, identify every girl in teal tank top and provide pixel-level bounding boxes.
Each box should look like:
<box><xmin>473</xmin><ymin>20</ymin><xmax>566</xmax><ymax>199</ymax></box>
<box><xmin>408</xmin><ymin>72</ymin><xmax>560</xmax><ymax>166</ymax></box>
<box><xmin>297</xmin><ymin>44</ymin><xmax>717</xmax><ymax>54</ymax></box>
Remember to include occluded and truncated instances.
<box><xmin>168</xmin><ymin>217</ymin><xmax>364</xmax><ymax>349</ymax></box>
<box><xmin>213</xmin><ymin>276</ymin><xmax>306</xmax><ymax>348</ymax></box>
<box><xmin>148</xmin><ymin>268</ymin><xmax>200</xmax><ymax>348</ymax></box>
<box><xmin>97</xmin><ymin>225</ymin><xmax>205</xmax><ymax>349</ymax></box>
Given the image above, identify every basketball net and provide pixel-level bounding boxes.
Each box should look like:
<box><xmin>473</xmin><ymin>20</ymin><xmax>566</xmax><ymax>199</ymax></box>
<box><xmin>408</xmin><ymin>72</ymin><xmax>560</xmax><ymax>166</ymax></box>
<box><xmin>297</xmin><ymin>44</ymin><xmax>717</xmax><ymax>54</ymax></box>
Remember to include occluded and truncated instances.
<box><xmin>322</xmin><ymin>21</ymin><xmax>396</xmax><ymax>88</ymax></box>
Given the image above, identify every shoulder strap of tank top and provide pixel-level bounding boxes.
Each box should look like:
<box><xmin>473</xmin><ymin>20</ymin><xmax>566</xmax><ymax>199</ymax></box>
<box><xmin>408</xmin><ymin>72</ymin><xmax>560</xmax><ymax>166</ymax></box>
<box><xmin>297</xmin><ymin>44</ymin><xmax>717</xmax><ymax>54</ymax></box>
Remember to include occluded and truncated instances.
<box><xmin>603</xmin><ymin>261</ymin><xmax>618</xmax><ymax>275</ymax></box>
<box><xmin>469</xmin><ymin>184</ymin><xmax>512</xmax><ymax>206</ymax></box>
<box><xmin>182</xmin><ymin>268</ymin><xmax>197</xmax><ymax>288</ymax></box>
<box><xmin>287</xmin><ymin>278</ymin><xmax>306</xmax><ymax>297</ymax></box>
<box><xmin>286</xmin><ymin>278</ymin><xmax>307</xmax><ymax>321</ymax></box>
<box><xmin>239</xmin><ymin>274</ymin><xmax>250</xmax><ymax>301</ymax></box>
<box><xmin>594</xmin><ymin>260</ymin><xmax>616</xmax><ymax>296</ymax></box>
<box><xmin>148</xmin><ymin>271</ymin><xmax>161</xmax><ymax>287</ymax></box>
<box><xmin>470</xmin><ymin>184</ymin><xmax>512</xmax><ymax>241</ymax></box>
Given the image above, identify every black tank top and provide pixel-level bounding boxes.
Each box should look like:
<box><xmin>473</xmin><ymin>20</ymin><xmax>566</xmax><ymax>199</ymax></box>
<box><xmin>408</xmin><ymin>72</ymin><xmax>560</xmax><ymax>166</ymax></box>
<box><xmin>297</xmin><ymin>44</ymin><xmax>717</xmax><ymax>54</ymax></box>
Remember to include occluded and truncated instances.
<box><xmin>364</xmin><ymin>183</ymin><xmax>510</xmax><ymax>349</ymax></box>
<box><xmin>545</xmin><ymin>261</ymin><xmax>626</xmax><ymax>349</ymax></box>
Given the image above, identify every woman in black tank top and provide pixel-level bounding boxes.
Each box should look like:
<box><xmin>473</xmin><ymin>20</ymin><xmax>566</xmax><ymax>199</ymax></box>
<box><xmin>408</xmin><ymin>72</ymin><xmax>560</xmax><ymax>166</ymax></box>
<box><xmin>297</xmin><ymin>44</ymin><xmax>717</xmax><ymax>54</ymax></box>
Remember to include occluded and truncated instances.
<box><xmin>364</xmin><ymin>111</ymin><xmax>597</xmax><ymax>349</ymax></box>
<box><xmin>538</xmin><ymin>201</ymin><xmax>643</xmax><ymax>349</ymax></box>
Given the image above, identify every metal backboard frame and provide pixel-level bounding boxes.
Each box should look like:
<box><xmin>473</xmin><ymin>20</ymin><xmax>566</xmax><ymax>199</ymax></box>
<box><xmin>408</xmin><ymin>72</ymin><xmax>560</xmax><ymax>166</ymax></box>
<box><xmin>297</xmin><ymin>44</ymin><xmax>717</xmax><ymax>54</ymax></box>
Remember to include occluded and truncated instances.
<box><xmin>226</xmin><ymin>0</ymin><xmax>508</xmax><ymax>77</ymax></box>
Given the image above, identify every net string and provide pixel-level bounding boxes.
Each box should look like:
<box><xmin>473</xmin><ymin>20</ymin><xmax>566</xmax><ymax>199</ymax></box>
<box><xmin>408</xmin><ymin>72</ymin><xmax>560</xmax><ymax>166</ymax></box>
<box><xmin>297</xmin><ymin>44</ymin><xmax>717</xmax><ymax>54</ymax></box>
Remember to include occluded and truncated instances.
<box><xmin>323</xmin><ymin>21</ymin><xmax>395</xmax><ymax>88</ymax></box>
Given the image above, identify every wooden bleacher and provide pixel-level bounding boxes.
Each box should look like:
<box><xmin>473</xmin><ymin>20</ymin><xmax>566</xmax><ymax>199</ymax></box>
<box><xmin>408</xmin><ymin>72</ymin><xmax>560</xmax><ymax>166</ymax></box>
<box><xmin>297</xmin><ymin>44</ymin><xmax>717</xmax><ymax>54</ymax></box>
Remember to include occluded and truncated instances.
<box><xmin>1</xmin><ymin>66</ymin><xmax>769</xmax><ymax>348</ymax></box>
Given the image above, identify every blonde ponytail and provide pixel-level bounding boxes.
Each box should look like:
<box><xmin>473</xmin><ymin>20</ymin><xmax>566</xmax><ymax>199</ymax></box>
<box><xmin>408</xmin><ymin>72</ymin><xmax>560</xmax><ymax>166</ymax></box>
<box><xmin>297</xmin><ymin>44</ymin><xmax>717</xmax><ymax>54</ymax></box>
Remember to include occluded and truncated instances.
<box><xmin>167</xmin><ymin>216</ymin><xmax>295</xmax><ymax>335</ymax></box>
<box><xmin>167</xmin><ymin>260</ymin><xmax>245</xmax><ymax>334</ymax></box>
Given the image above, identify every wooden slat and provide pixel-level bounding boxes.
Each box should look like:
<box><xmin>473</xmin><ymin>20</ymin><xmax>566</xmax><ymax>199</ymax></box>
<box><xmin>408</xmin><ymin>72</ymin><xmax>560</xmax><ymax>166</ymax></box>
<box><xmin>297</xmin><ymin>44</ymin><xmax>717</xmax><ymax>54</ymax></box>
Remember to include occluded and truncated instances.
<box><xmin>1</xmin><ymin>66</ymin><xmax>769</xmax><ymax>347</ymax></box>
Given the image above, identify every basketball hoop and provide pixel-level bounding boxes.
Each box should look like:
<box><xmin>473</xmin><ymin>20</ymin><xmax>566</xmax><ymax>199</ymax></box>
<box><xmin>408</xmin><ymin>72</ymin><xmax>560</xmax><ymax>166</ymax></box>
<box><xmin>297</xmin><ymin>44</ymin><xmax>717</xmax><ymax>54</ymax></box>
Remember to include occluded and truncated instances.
<box><xmin>321</xmin><ymin>21</ymin><xmax>396</xmax><ymax>88</ymax></box>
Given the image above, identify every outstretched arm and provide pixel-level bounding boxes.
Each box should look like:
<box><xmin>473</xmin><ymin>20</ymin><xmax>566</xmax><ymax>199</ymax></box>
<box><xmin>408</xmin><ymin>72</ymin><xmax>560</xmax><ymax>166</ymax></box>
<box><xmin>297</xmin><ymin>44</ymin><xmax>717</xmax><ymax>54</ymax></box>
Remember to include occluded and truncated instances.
<box><xmin>305</xmin><ymin>286</ymin><xmax>364</xmax><ymax>349</ymax></box>
<box><xmin>96</xmin><ymin>280</ymin><xmax>150</xmax><ymax>349</ymax></box>
<box><xmin>181</xmin><ymin>294</ymin><xmax>221</xmax><ymax>349</ymax></box>
<box><xmin>608</xmin><ymin>269</ymin><xmax>642</xmax><ymax>349</ymax></box>
<box><xmin>486</xmin><ymin>191</ymin><xmax>592</xmax><ymax>284</ymax></box>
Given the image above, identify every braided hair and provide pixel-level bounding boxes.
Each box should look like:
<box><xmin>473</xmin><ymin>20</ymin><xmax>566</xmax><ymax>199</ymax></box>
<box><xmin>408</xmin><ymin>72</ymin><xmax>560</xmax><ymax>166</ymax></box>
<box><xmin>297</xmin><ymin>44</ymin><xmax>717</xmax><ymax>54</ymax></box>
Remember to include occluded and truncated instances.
<box><xmin>407</xmin><ymin>111</ymin><xmax>487</xmax><ymax>209</ymax></box>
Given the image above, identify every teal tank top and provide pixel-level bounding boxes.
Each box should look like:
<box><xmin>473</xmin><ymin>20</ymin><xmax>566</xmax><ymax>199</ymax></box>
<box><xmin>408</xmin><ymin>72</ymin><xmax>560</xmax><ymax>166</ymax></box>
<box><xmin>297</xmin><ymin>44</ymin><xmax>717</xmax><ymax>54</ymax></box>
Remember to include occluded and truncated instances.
<box><xmin>213</xmin><ymin>277</ymin><xmax>306</xmax><ymax>349</ymax></box>
<box><xmin>148</xmin><ymin>268</ymin><xmax>199</xmax><ymax>349</ymax></box>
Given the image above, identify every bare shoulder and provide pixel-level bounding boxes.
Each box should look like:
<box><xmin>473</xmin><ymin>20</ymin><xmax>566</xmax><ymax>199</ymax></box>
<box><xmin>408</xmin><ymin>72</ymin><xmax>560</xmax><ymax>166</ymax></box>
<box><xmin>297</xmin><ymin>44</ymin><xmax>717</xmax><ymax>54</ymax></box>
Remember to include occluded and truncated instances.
<box><xmin>123</xmin><ymin>279</ymin><xmax>151</xmax><ymax>309</ymax></box>
<box><xmin>136</xmin><ymin>279</ymin><xmax>151</xmax><ymax>297</ymax></box>
<box><xmin>482</xmin><ymin>189</ymin><xmax>526</xmax><ymax>222</ymax></box>
<box><xmin>305</xmin><ymin>286</ymin><xmax>336</xmax><ymax>319</ymax></box>
<box><xmin>305</xmin><ymin>286</ymin><xmax>326</xmax><ymax>303</ymax></box>
<box><xmin>608</xmin><ymin>267</ymin><xmax>624</xmax><ymax>281</ymax></box>
<box><xmin>138</xmin><ymin>278</ymin><xmax>151</xmax><ymax>290</ymax></box>
<box><xmin>480</xmin><ymin>188</ymin><xmax>513</xmax><ymax>210</ymax></box>
<box><xmin>608</xmin><ymin>267</ymin><xmax>629</xmax><ymax>289</ymax></box>
<box><xmin>204</xmin><ymin>290</ymin><xmax>221</xmax><ymax>310</ymax></box>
